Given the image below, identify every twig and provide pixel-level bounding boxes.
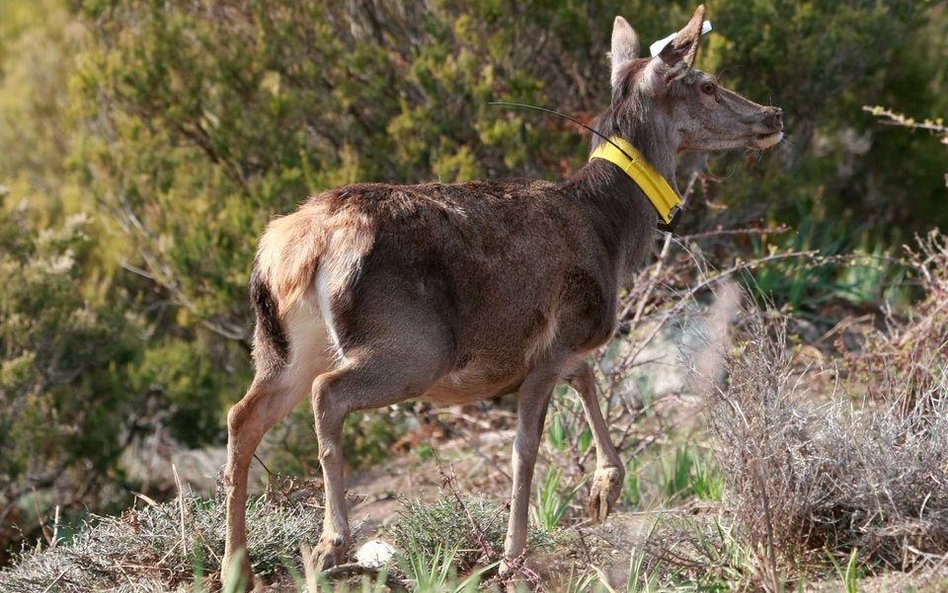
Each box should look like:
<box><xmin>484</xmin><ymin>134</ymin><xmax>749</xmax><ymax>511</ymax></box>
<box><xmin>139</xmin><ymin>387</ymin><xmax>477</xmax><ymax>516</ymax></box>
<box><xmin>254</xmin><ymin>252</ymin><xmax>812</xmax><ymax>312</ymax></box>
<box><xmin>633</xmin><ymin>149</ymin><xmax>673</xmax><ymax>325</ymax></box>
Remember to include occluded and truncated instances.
<box><xmin>863</xmin><ymin>106</ymin><xmax>948</xmax><ymax>138</ymax></box>
<box><xmin>40</xmin><ymin>569</ymin><xmax>68</xmax><ymax>593</ymax></box>
<box><xmin>172</xmin><ymin>464</ymin><xmax>189</xmax><ymax>556</ymax></box>
<box><xmin>753</xmin><ymin>458</ymin><xmax>781</xmax><ymax>593</ymax></box>
<box><xmin>574</xmin><ymin>522</ymin><xmax>594</xmax><ymax>565</ymax></box>
<box><xmin>626</xmin><ymin>249</ymin><xmax>817</xmax><ymax>366</ymax></box>
<box><xmin>431</xmin><ymin>412</ymin><xmax>511</xmax><ymax>482</ymax></box>
<box><xmin>51</xmin><ymin>505</ymin><xmax>60</xmax><ymax>549</ymax></box>
<box><xmin>31</xmin><ymin>489</ymin><xmax>53</xmax><ymax>548</ymax></box>
<box><xmin>320</xmin><ymin>562</ymin><xmax>409</xmax><ymax>592</ymax></box>
<box><xmin>499</xmin><ymin>552</ymin><xmax>543</xmax><ymax>589</ymax></box>
<box><xmin>680</xmin><ymin>223</ymin><xmax>791</xmax><ymax>240</ymax></box>
<box><xmin>253</xmin><ymin>453</ymin><xmax>275</xmax><ymax>478</ymax></box>
<box><xmin>438</xmin><ymin>465</ymin><xmax>499</xmax><ymax>561</ymax></box>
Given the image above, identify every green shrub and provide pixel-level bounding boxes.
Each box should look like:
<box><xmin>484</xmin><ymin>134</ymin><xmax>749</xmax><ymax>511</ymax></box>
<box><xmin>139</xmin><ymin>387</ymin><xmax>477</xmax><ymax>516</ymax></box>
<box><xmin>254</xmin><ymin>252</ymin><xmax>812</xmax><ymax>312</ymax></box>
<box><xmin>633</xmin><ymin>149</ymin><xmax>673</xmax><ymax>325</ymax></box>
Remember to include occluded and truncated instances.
<box><xmin>386</xmin><ymin>494</ymin><xmax>552</xmax><ymax>571</ymax></box>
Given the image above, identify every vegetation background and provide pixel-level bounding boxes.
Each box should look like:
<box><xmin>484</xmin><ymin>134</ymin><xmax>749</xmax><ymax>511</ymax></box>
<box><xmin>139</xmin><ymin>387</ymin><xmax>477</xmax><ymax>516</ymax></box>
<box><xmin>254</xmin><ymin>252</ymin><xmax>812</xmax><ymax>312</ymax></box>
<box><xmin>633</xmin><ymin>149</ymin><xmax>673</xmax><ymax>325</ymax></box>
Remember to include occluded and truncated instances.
<box><xmin>0</xmin><ymin>0</ymin><xmax>945</xmax><ymax>589</ymax></box>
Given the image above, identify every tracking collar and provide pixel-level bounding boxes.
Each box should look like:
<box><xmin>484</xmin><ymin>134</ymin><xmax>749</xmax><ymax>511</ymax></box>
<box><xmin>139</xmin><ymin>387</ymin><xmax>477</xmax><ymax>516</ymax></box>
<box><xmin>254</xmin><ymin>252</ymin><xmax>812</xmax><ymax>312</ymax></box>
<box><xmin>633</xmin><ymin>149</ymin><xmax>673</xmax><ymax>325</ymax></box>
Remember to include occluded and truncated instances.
<box><xmin>589</xmin><ymin>137</ymin><xmax>683</xmax><ymax>232</ymax></box>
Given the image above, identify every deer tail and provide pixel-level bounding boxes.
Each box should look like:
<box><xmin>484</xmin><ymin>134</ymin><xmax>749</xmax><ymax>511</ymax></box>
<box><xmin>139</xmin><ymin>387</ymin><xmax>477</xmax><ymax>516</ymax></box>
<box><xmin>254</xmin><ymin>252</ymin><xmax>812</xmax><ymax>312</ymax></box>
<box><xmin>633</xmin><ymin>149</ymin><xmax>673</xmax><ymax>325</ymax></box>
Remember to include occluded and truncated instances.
<box><xmin>250</xmin><ymin>198</ymin><xmax>375</xmax><ymax>369</ymax></box>
<box><xmin>249</xmin><ymin>264</ymin><xmax>291</xmax><ymax>368</ymax></box>
<box><xmin>250</xmin><ymin>210</ymin><xmax>326</xmax><ymax>369</ymax></box>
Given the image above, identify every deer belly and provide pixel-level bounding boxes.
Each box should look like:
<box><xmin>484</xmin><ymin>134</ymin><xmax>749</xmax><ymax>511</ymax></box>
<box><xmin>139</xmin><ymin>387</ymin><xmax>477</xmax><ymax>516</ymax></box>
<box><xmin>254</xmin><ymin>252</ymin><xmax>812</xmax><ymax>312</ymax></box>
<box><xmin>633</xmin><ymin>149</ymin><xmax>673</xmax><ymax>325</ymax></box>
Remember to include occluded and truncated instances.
<box><xmin>420</xmin><ymin>368</ymin><xmax>524</xmax><ymax>405</ymax></box>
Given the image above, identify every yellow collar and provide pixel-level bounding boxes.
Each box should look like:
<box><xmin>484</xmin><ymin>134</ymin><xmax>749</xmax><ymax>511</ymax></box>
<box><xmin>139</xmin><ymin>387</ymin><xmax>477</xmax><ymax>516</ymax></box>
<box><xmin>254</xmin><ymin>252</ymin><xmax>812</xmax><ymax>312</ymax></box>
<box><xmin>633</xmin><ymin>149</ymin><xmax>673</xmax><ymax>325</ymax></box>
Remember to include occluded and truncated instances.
<box><xmin>588</xmin><ymin>137</ymin><xmax>682</xmax><ymax>227</ymax></box>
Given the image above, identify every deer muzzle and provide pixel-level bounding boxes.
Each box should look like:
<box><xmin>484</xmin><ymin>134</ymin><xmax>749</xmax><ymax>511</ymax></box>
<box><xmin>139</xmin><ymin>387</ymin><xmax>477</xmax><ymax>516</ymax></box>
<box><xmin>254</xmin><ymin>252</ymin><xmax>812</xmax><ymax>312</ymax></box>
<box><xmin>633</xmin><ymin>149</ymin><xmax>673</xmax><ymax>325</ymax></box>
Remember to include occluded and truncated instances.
<box><xmin>750</xmin><ymin>107</ymin><xmax>784</xmax><ymax>149</ymax></box>
<box><xmin>763</xmin><ymin>107</ymin><xmax>783</xmax><ymax>132</ymax></box>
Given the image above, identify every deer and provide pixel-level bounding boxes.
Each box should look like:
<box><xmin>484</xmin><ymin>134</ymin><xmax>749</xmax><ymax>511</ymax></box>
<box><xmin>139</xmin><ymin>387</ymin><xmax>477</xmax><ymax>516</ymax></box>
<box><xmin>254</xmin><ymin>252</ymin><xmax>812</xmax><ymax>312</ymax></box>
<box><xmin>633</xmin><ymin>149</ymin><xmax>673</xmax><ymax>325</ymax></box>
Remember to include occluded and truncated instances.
<box><xmin>221</xmin><ymin>4</ymin><xmax>782</xmax><ymax>586</ymax></box>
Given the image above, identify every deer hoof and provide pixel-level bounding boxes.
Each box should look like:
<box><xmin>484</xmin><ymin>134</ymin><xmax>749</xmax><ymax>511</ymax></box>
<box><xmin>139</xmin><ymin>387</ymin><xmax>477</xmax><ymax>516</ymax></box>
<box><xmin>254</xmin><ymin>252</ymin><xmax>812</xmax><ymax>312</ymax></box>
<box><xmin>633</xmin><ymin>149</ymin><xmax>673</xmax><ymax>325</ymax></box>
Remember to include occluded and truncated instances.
<box><xmin>587</xmin><ymin>466</ymin><xmax>624</xmax><ymax>523</ymax></box>
<box><xmin>499</xmin><ymin>555</ymin><xmax>537</xmax><ymax>592</ymax></box>
<box><xmin>307</xmin><ymin>538</ymin><xmax>349</xmax><ymax>574</ymax></box>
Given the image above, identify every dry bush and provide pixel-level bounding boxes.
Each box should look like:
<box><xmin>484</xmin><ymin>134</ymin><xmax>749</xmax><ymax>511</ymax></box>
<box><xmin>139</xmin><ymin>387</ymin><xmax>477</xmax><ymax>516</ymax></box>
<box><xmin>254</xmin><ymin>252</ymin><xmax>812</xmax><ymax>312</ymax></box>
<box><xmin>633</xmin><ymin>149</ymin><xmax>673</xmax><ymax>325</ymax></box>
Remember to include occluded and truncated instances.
<box><xmin>0</xmin><ymin>488</ymin><xmax>323</xmax><ymax>593</ymax></box>
<box><xmin>583</xmin><ymin>217</ymin><xmax>800</xmax><ymax>423</ymax></box>
<box><xmin>846</xmin><ymin>229</ymin><xmax>948</xmax><ymax>413</ymax></box>
<box><xmin>705</xmin><ymin>234</ymin><xmax>948</xmax><ymax>585</ymax></box>
<box><xmin>535</xmin><ymin>213</ymin><xmax>816</xmax><ymax>526</ymax></box>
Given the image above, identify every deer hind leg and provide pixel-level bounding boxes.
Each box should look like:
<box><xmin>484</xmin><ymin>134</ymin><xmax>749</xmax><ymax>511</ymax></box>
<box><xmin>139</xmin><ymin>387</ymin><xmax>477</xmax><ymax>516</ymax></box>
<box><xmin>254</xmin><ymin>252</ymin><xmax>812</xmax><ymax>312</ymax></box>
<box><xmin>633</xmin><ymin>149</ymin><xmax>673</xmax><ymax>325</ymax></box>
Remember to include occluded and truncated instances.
<box><xmin>308</xmin><ymin>338</ymin><xmax>453</xmax><ymax>572</ymax></box>
<box><xmin>503</xmin><ymin>367</ymin><xmax>559</xmax><ymax>571</ymax></box>
<box><xmin>222</xmin><ymin>374</ymin><xmax>307</xmax><ymax>587</ymax></box>
<box><xmin>567</xmin><ymin>361</ymin><xmax>624</xmax><ymax>523</ymax></box>
<box><xmin>223</xmin><ymin>303</ymin><xmax>333</xmax><ymax>587</ymax></box>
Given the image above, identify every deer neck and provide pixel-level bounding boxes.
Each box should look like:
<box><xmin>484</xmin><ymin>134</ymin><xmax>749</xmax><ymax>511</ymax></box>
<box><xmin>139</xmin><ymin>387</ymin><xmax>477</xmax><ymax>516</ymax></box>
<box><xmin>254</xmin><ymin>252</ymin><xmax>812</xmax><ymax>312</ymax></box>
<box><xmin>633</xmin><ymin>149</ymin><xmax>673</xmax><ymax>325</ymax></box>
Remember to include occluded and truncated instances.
<box><xmin>589</xmin><ymin>137</ymin><xmax>681</xmax><ymax>227</ymax></box>
<box><xmin>561</xmin><ymin>117</ymin><xmax>680</xmax><ymax>275</ymax></box>
<box><xmin>605</xmin><ymin>114</ymin><xmax>680</xmax><ymax>190</ymax></box>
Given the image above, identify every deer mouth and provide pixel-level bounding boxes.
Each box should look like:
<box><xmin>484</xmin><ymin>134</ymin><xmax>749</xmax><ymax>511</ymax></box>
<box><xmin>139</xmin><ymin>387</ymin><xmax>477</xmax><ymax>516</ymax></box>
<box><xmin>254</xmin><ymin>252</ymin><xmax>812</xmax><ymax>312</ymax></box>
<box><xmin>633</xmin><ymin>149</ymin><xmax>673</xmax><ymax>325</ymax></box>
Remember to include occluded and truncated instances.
<box><xmin>750</xmin><ymin>131</ymin><xmax>783</xmax><ymax>150</ymax></box>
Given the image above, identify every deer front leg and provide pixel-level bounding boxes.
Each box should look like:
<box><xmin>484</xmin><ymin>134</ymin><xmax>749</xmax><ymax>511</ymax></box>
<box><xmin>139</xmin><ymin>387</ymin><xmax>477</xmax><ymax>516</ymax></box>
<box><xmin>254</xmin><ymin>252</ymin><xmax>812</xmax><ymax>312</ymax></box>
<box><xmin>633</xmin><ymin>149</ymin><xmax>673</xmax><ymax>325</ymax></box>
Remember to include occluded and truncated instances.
<box><xmin>503</xmin><ymin>369</ymin><xmax>557</xmax><ymax>570</ymax></box>
<box><xmin>568</xmin><ymin>362</ymin><xmax>624</xmax><ymax>523</ymax></box>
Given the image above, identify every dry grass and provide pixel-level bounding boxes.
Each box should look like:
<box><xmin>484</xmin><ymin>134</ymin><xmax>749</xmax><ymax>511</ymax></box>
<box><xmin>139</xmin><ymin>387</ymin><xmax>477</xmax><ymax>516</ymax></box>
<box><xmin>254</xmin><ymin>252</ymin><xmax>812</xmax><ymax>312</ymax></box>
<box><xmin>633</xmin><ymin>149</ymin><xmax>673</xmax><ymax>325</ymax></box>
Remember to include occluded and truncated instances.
<box><xmin>0</xmin><ymin>487</ymin><xmax>323</xmax><ymax>593</ymax></box>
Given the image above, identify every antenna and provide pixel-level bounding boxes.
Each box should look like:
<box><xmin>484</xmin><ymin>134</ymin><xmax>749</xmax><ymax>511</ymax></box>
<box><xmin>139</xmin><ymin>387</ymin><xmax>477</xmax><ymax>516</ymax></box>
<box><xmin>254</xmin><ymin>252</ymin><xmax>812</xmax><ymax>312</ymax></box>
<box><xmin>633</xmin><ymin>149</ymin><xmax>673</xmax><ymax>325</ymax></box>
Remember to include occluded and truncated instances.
<box><xmin>488</xmin><ymin>101</ymin><xmax>683</xmax><ymax>233</ymax></box>
<box><xmin>486</xmin><ymin>101</ymin><xmax>636</xmax><ymax>162</ymax></box>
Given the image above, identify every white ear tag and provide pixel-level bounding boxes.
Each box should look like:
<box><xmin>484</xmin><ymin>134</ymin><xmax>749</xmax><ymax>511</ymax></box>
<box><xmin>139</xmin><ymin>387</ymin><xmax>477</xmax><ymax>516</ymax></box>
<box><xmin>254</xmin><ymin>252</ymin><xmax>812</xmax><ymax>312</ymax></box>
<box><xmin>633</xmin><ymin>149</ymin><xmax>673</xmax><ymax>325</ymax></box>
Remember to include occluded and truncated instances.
<box><xmin>649</xmin><ymin>20</ymin><xmax>712</xmax><ymax>57</ymax></box>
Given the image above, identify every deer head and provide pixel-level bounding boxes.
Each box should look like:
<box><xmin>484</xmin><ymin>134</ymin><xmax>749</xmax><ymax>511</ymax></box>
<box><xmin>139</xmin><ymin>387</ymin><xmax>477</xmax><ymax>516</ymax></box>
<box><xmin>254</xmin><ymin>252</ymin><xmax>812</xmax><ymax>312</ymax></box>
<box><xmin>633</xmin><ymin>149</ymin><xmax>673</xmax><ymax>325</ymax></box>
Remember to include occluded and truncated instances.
<box><xmin>606</xmin><ymin>5</ymin><xmax>783</xmax><ymax>155</ymax></box>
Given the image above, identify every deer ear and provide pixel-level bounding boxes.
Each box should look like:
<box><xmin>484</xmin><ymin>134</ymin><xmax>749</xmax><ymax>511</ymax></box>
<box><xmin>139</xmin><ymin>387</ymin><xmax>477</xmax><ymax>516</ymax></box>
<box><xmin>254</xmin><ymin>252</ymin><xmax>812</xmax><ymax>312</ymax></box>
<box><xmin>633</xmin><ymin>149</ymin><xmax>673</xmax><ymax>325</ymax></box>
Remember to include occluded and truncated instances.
<box><xmin>610</xmin><ymin>16</ymin><xmax>639</xmax><ymax>87</ymax></box>
<box><xmin>658</xmin><ymin>4</ymin><xmax>706</xmax><ymax>74</ymax></box>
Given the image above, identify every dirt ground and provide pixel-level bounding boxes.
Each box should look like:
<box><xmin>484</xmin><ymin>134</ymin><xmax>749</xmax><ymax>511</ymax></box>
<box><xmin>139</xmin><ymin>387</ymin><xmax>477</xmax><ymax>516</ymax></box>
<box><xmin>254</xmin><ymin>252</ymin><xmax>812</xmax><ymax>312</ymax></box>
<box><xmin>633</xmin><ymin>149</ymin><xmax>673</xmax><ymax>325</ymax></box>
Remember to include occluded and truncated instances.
<box><xmin>322</xmin><ymin>411</ymin><xmax>948</xmax><ymax>593</ymax></box>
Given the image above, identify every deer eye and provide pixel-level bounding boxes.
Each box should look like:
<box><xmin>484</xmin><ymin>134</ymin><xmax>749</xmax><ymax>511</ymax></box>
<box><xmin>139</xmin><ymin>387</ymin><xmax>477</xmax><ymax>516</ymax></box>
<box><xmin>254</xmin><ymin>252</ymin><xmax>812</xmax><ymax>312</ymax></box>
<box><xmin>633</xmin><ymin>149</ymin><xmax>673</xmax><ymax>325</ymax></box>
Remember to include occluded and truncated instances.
<box><xmin>701</xmin><ymin>81</ymin><xmax>716</xmax><ymax>95</ymax></box>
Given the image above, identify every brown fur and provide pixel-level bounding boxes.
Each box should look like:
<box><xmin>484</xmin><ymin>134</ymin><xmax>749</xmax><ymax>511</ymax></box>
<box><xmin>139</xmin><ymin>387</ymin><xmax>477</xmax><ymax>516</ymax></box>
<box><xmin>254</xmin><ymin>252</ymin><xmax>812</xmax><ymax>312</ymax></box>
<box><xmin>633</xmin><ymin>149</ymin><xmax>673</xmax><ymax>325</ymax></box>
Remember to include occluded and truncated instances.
<box><xmin>222</xmin><ymin>5</ymin><xmax>783</xmax><ymax>585</ymax></box>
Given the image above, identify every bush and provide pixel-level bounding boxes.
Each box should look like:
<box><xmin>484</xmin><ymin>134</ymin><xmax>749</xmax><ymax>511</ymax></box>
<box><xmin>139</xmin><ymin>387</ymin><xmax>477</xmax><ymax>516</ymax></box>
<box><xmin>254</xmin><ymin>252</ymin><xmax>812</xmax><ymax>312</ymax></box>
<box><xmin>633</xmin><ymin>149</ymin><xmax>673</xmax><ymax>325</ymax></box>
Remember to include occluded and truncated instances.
<box><xmin>0</xmin><ymin>490</ymin><xmax>322</xmax><ymax>593</ymax></box>
<box><xmin>706</xmin><ymin>236</ymin><xmax>948</xmax><ymax>581</ymax></box>
<box><xmin>0</xmin><ymin>201</ymin><xmax>140</xmax><ymax>561</ymax></box>
<box><xmin>386</xmin><ymin>492</ymin><xmax>553</xmax><ymax>571</ymax></box>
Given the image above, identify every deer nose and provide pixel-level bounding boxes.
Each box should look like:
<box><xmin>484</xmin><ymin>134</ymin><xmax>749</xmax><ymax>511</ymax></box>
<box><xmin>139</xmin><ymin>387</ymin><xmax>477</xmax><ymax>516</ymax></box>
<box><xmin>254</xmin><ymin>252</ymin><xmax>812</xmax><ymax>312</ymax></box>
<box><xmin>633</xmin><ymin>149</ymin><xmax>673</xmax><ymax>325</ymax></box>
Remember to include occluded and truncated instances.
<box><xmin>764</xmin><ymin>108</ymin><xmax>783</xmax><ymax>131</ymax></box>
